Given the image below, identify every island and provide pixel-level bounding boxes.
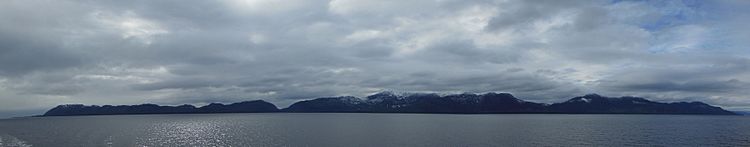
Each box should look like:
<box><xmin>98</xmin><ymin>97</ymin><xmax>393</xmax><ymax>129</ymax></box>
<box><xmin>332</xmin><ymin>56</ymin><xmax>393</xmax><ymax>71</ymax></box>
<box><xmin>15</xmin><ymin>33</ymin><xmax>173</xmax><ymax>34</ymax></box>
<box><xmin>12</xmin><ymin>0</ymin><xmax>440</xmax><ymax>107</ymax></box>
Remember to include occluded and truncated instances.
<box><xmin>42</xmin><ymin>92</ymin><xmax>738</xmax><ymax>116</ymax></box>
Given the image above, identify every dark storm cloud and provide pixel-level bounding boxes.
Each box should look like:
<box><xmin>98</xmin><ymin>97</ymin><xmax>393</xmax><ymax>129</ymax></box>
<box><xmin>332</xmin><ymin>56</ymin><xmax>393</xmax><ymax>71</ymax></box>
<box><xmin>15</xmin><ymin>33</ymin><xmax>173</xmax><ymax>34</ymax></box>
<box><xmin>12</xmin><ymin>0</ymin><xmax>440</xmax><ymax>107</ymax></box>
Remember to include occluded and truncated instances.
<box><xmin>602</xmin><ymin>79</ymin><xmax>748</xmax><ymax>93</ymax></box>
<box><xmin>1</xmin><ymin>0</ymin><xmax>750</xmax><ymax>118</ymax></box>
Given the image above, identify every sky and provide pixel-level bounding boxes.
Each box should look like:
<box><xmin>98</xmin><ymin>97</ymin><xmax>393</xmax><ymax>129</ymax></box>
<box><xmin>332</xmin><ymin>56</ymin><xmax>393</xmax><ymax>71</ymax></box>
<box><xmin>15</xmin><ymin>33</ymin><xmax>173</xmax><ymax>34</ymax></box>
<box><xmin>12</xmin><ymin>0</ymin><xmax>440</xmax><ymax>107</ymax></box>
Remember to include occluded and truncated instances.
<box><xmin>1</xmin><ymin>0</ymin><xmax>749</xmax><ymax>118</ymax></box>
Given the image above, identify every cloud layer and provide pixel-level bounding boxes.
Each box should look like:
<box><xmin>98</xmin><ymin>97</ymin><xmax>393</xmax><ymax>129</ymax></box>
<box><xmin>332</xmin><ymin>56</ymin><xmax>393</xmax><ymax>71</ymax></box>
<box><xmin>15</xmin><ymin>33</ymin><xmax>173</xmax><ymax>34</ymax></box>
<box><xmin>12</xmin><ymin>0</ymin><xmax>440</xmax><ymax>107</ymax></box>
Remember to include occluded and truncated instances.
<box><xmin>1</xmin><ymin>0</ymin><xmax>749</xmax><ymax>117</ymax></box>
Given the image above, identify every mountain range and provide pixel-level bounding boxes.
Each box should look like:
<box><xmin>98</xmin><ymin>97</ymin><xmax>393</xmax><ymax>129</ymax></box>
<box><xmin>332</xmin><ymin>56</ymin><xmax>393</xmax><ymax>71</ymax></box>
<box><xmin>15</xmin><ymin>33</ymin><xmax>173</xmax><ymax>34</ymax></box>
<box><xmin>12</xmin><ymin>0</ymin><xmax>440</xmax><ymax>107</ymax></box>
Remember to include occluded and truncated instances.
<box><xmin>42</xmin><ymin>92</ymin><xmax>738</xmax><ymax>116</ymax></box>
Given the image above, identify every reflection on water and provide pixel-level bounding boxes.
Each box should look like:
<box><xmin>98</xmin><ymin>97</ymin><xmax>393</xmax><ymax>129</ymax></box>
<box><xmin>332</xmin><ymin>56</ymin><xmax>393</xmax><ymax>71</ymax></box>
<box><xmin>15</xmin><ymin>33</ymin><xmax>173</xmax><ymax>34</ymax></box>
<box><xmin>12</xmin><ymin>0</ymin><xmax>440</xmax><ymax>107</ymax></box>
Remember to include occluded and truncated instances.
<box><xmin>0</xmin><ymin>113</ymin><xmax>749</xmax><ymax>146</ymax></box>
<box><xmin>137</xmin><ymin>119</ymin><xmax>230</xmax><ymax>146</ymax></box>
<box><xmin>0</xmin><ymin>134</ymin><xmax>32</xmax><ymax>147</ymax></box>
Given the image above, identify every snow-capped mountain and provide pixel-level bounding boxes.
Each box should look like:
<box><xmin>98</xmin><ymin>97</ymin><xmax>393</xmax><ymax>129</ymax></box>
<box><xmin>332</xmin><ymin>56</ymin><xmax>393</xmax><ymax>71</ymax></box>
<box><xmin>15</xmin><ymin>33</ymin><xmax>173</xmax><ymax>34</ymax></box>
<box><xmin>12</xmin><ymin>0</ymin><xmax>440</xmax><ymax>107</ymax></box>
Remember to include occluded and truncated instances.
<box><xmin>547</xmin><ymin>94</ymin><xmax>735</xmax><ymax>115</ymax></box>
<box><xmin>42</xmin><ymin>92</ymin><xmax>737</xmax><ymax>116</ymax></box>
<box><xmin>283</xmin><ymin>92</ymin><xmax>735</xmax><ymax>115</ymax></box>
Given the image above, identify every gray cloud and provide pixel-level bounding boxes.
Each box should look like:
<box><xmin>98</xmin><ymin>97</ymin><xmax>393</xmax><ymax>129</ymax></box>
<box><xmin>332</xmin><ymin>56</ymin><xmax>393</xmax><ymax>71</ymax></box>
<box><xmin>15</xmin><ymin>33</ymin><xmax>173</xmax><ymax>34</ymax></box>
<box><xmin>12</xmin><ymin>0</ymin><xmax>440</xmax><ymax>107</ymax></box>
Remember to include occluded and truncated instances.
<box><xmin>0</xmin><ymin>0</ymin><xmax>749</xmax><ymax>117</ymax></box>
<box><xmin>602</xmin><ymin>79</ymin><xmax>748</xmax><ymax>93</ymax></box>
<box><xmin>486</xmin><ymin>0</ymin><xmax>601</xmax><ymax>31</ymax></box>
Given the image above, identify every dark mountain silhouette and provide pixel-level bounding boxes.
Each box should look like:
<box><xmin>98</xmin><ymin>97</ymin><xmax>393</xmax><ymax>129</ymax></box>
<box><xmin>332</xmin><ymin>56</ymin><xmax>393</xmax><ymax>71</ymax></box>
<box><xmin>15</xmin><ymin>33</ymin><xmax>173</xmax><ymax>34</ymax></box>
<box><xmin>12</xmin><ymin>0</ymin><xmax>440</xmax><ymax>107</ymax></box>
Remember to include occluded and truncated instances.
<box><xmin>284</xmin><ymin>92</ymin><xmax>734</xmax><ymax>115</ymax></box>
<box><xmin>284</xmin><ymin>96</ymin><xmax>368</xmax><ymax>112</ymax></box>
<box><xmin>42</xmin><ymin>92</ymin><xmax>737</xmax><ymax>116</ymax></box>
<box><xmin>285</xmin><ymin>92</ymin><xmax>547</xmax><ymax>113</ymax></box>
<box><xmin>43</xmin><ymin>100</ymin><xmax>278</xmax><ymax>116</ymax></box>
<box><xmin>547</xmin><ymin>94</ymin><xmax>736</xmax><ymax>115</ymax></box>
<box><xmin>197</xmin><ymin>101</ymin><xmax>279</xmax><ymax>113</ymax></box>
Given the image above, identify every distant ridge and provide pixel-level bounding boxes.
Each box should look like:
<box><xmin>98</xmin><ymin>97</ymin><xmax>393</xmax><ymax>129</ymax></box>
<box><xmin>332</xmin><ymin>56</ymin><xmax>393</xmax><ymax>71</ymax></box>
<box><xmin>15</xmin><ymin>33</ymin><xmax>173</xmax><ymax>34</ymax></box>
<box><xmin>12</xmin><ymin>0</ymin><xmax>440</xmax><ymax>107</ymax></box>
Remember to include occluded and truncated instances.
<box><xmin>284</xmin><ymin>92</ymin><xmax>736</xmax><ymax>115</ymax></box>
<box><xmin>43</xmin><ymin>100</ymin><xmax>278</xmax><ymax>116</ymax></box>
<box><xmin>735</xmin><ymin>111</ymin><xmax>750</xmax><ymax>116</ymax></box>
<box><xmin>42</xmin><ymin>92</ymin><xmax>737</xmax><ymax>116</ymax></box>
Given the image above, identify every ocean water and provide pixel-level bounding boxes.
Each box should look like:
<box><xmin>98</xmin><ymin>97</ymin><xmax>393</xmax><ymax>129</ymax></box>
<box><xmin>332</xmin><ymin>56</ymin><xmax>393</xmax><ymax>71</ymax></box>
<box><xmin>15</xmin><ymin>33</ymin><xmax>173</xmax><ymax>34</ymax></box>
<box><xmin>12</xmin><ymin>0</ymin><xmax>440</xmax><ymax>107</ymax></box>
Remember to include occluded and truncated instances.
<box><xmin>0</xmin><ymin>113</ymin><xmax>749</xmax><ymax>147</ymax></box>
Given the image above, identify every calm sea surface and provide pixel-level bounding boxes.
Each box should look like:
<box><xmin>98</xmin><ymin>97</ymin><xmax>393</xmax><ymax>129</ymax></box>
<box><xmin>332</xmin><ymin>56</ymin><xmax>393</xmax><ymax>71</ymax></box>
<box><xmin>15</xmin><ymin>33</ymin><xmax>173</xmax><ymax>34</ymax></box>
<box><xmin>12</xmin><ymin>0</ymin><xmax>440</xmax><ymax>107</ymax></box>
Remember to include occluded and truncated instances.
<box><xmin>0</xmin><ymin>113</ymin><xmax>749</xmax><ymax>147</ymax></box>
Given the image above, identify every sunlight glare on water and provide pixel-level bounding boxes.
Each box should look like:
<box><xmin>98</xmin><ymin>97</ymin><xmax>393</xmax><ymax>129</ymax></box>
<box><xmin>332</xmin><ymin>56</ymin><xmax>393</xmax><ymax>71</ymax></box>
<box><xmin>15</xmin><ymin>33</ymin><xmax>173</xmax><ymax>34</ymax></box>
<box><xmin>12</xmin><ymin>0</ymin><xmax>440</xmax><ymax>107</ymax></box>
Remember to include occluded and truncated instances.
<box><xmin>138</xmin><ymin>120</ymin><xmax>231</xmax><ymax>146</ymax></box>
<box><xmin>0</xmin><ymin>134</ymin><xmax>32</xmax><ymax>147</ymax></box>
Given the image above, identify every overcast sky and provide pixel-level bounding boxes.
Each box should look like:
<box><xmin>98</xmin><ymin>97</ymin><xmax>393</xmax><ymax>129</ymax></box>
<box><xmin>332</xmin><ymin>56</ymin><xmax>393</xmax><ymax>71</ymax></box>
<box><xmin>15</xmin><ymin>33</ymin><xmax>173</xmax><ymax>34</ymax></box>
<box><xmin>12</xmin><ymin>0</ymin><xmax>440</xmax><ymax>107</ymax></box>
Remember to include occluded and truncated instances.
<box><xmin>1</xmin><ymin>0</ymin><xmax>749</xmax><ymax>117</ymax></box>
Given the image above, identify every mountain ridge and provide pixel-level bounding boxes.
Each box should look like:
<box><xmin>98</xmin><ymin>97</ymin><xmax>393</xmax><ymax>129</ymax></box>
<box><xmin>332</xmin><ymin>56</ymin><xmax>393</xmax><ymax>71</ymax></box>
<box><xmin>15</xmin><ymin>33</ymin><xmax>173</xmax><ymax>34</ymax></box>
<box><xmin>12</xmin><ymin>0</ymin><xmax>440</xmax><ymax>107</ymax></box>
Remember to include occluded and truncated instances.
<box><xmin>43</xmin><ymin>100</ymin><xmax>278</xmax><ymax>116</ymax></box>
<box><xmin>42</xmin><ymin>92</ymin><xmax>738</xmax><ymax>116</ymax></box>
